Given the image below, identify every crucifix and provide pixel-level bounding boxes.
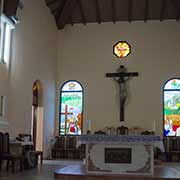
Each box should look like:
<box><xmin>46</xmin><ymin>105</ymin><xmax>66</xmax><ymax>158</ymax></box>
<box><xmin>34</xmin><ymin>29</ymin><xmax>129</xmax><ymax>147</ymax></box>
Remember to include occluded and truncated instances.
<box><xmin>61</xmin><ymin>104</ymin><xmax>73</xmax><ymax>134</ymax></box>
<box><xmin>106</xmin><ymin>65</ymin><xmax>139</xmax><ymax>122</ymax></box>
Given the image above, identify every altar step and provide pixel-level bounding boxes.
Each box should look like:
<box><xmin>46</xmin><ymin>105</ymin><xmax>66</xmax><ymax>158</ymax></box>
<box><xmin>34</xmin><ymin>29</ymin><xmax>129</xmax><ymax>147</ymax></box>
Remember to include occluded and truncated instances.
<box><xmin>54</xmin><ymin>164</ymin><xmax>180</xmax><ymax>180</ymax></box>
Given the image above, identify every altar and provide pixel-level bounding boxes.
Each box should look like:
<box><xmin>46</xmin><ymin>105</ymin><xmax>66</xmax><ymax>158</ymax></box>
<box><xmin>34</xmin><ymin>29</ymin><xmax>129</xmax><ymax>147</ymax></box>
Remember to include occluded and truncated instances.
<box><xmin>77</xmin><ymin>135</ymin><xmax>164</xmax><ymax>176</ymax></box>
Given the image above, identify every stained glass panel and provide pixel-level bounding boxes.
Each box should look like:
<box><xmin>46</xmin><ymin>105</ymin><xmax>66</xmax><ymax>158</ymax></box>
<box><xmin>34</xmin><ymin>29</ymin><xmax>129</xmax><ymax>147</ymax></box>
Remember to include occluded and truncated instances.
<box><xmin>164</xmin><ymin>80</ymin><xmax>180</xmax><ymax>136</ymax></box>
<box><xmin>113</xmin><ymin>41</ymin><xmax>131</xmax><ymax>58</ymax></box>
<box><xmin>164</xmin><ymin>79</ymin><xmax>180</xmax><ymax>90</ymax></box>
<box><xmin>61</xmin><ymin>81</ymin><xmax>82</xmax><ymax>91</ymax></box>
<box><xmin>60</xmin><ymin>81</ymin><xmax>83</xmax><ymax>135</ymax></box>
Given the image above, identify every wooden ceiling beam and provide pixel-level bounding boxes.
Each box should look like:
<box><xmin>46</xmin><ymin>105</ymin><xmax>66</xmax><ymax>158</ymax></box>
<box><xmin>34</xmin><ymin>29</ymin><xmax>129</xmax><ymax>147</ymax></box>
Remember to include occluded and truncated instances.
<box><xmin>77</xmin><ymin>0</ymin><xmax>86</xmax><ymax>25</ymax></box>
<box><xmin>111</xmin><ymin>0</ymin><xmax>116</xmax><ymax>24</ymax></box>
<box><xmin>171</xmin><ymin>0</ymin><xmax>180</xmax><ymax>21</ymax></box>
<box><xmin>46</xmin><ymin>0</ymin><xmax>57</xmax><ymax>7</ymax></box>
<box><xmin>94</xmin><ymin>0</ymin><xmax>101</xmax><ymax>24</ymax></box>
<box><xmin>128</xmin><ymin>0</ymin><xmax>133</xmax><ymax>23</ymax></box>
<box><xmin>144</xmin><ymin>0</ymin><xmax>149</xmax><ymax>22</ymax></box>
<box><xmin>3</xmin><ymin>0</ymin><xmax>19</xmax><ymax>17</ymax></box>
<box><xmin>57</xmin><ymin>0</ymin><xmax>77</xmax><ymax>29</ymax></box>
<box><xmin>160</xmin><ymin>0</ymin><xmax>166</xmax><ymax>21</ymax></box>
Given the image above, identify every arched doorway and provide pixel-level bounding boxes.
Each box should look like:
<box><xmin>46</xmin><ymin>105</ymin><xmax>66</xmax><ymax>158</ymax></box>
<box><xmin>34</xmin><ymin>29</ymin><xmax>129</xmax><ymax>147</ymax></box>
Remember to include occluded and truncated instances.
<box><xmin>31</xmin><ymin>80</ymin><xmax>43</xmax><ymax>151</ymax></box>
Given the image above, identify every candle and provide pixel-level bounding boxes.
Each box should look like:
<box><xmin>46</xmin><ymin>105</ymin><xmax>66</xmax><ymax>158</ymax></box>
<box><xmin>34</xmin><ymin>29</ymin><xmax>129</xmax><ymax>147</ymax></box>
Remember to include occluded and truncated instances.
<box><xmin>153</xmin><ymin>120</ymin><xmax>156</xmax><ymax>133</ymax></box>
<box><xmin>88</xmin><ymin>119</ymin><xmax>91</xmax><ymax>131</ymax></box>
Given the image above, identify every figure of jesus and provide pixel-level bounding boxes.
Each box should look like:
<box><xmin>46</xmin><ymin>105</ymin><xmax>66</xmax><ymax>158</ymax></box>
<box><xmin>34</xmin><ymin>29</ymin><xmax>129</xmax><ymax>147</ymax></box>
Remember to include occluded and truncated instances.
<box><xmin>106</xmin><ymin>65</ymin><xmax>138</xmax><ymax>122</ymax></box>
<box><xmin>114</xmin><ymin>66</ymin><xmax>129</xmax><ymax>108</ymax></box>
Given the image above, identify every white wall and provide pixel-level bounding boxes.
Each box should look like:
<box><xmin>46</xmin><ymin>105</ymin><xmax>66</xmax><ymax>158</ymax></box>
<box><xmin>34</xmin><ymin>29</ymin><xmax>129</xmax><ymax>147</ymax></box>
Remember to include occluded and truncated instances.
<box><xmin>57</xmin><ymin>21</ymin><xmax>180</xmax><ymax>136</ymax></box>
<box><xmin>6</xmin><ymin>0</ymin><xmax>57</xmax><ymax>157</ymax></box>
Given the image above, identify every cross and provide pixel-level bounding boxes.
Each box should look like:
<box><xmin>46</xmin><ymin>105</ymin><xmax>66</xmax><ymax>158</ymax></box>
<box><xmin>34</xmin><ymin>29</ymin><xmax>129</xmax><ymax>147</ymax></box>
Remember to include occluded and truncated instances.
<box><xmin>61</xmin><ymin>104</ymin><xmax>73</xmax><ymax>134</ymax></box>
<box><xmin>106</xmin><ymin>65</ymin><xmax>139</xmax><ymax>122</ymax></box>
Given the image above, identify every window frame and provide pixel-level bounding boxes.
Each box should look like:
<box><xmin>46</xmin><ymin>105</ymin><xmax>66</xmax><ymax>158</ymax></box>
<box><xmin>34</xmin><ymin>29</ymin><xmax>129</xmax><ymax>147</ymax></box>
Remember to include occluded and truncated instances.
<box><xmin>0</xmin><ymin>13</ymin><xmax>15</xmax><ymax>64</ymax></box>
<box><xmin>59</xmin><ymin>80</ymin><xmax>84</xmax><ymax>136</ymax></box>
<box><xmin>163</xmin><ymin>78</ymin><xmax>180</xmax><ymax>137</ymax></box>
<box><xmin>0</xmin><ymin>96</ymin><xmax>6</xmax><ymax>117</ymax></box>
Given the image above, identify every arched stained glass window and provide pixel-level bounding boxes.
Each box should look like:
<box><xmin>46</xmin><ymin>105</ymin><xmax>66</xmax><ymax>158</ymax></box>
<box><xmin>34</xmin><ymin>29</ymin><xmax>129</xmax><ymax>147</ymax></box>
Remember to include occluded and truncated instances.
<box><xmin>164</xmin><ymin>78</ymin><xmax>180</xmax><ymax>136</ymax></box>
<box><xmin>59</xmin><ymin>80</ymin><xmax>83</xmax><ymax>135</ymax></box>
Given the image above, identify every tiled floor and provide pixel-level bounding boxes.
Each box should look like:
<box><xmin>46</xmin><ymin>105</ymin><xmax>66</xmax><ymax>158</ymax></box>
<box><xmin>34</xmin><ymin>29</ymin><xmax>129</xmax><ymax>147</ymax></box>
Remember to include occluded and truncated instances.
<box><xmin>0</xmin><ymin>160</ymin><xmax>180</xmax><ymax>180</ymax></box>
<box><xmin>0</xmin><ymin>160</ymin><xmax>82</xmax><ymax>180</ymax></box>
<box><xmin>164</xmin><ymin>162</ymin><xmax>180</xmax><ymax>172</ymax></box>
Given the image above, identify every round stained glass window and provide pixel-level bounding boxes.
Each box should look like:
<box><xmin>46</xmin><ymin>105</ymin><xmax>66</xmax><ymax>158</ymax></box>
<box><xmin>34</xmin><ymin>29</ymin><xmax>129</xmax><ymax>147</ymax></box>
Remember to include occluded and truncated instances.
<box><xmin>113</xmin><ymin>41</ymin><xmax>131</xmax><ymax>58</ymax></box>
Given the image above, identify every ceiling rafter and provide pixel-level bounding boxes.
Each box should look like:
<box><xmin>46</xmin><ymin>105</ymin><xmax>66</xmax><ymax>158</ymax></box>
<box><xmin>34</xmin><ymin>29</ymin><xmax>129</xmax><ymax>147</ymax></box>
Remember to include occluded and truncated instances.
<box><xmin>144</xmin><ymin>0</ymin><xmax>149</xmax><ymax>22</ymax></box>
<box><xmin>171</xmin><ymin>0</ymin><xmax>180</xmax><ymax>21</ymax></box>
<box><xmin>111</xmin><ymin>0</ymin><xmax>116</xmax><ymax>24</ymax></box>
<box><xmin>45</xmin><ymin>0</ymin><xmax>180</xmax><ymax>29</ymax></box>
<box><xmin>160</xmin><ymin>0</ymin><xmax>167</xmax><ymax>21</ymax></box>
<box><xmin>94</xmin><ymin>0</ymin><xmax>101</xmax><ymax>24</ymax></box>
<box><xmin>57</xmin><ymin>0</ymin><xmax>77</xmax><ymax>29</ymax></box>
<box><xmin>128</xmin><ymin>0</ymin><xmax>133</xmax><ymax>23</ymax></box>
<box><xmin>46</xmin><ymin>0</ymin><xmax>57</xmax><ymax>7</ymax></box>
<box><xmin>76</xmin><ymin>0</ymin><xmax>86</xmax><ymax>25</ymax></box>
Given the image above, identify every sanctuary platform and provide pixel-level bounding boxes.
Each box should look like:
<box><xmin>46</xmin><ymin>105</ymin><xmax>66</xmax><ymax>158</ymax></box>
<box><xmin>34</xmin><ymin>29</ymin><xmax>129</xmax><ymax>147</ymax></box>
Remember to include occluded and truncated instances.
<box><xmin>54</xmin><ymin>164</ymin><xmax>180</xmax><ymax>180</ymax></box>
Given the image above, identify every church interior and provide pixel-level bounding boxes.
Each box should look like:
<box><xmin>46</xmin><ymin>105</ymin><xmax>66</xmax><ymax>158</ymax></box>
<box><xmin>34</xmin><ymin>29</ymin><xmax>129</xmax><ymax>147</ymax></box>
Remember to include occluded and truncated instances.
<box><xmin>1</xmin><ymin>0</ymin><xmax>180</xmax><ymax>179</ymax></box>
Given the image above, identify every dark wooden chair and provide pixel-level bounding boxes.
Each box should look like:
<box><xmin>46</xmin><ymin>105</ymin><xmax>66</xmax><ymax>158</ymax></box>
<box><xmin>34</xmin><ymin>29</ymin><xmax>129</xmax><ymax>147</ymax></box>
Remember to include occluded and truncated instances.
<box><xmin>94</xmin><ymin>130</ymin><xmax>106</xmax><ymax>135</ymax></box>
<box><xmin>52</xmin><ymin>136</ymin><xmax>65</xmax><ymax>159</ymax></box>
<box><xmin>18</xmin><ymin>133</ymin><xmax>43</xmax><ymax>166</ymax></box>
<box><xmin>168</xmin><ymin>138</ymin><xmax>180</xmax><ymax>162</ymax></box>
<box><xmin>76</xmin><ymin>144</ymin><xmax>85</xmax><ymax>160</ymax></box>
<box><xmin>0</xmin><ymin>132</ymin><xmax>25</xmax><ymax>173</ymax></box>
<box><xmin>156</xmin><ymin>137</ymin><xmax>180</xmax><ymax>162</ymax></box>
<box><xmin>116</xmin><ymin>125</ymin><xmax>128</xmax><ymax>135</ymax></box>
<box><xmin>0</xmin><ymin>132</ymin><xmax>3</xmax><ymax>171</ymax></box>
<box><xmin>141</xmin><ymin>130</ymin><xmax>154</xmax><ymax>135</ymax></box>
<box><xmin>65</xmin><ymin>136</ymin><xmax>77</xmax><ymax>159</ymax></box>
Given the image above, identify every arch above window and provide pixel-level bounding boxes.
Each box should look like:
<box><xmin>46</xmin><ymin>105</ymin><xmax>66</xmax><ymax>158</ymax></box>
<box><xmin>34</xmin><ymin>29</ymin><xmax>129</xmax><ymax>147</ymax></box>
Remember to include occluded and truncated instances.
<box><xmin>61</xmin><ymin>81</ymin><xmax>83</xmax><ymax>91</ymax></box>
<box><xmin>163</xmin><ymin>78</ymin><xmax>180</xmax><ymax>137</ymax></box>
<box><xmin>59</xmin><ymin>80</ymin><xmax>83</xmax><ymax>135</ymax></box>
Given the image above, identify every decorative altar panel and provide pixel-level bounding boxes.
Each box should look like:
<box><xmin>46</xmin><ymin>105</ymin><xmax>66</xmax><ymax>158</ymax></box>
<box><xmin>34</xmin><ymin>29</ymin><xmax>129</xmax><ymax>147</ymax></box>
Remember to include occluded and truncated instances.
<box><xmin>77</xmin><ymin>135</ymin><xmax>164</xmax><ymax>176</ymax></box>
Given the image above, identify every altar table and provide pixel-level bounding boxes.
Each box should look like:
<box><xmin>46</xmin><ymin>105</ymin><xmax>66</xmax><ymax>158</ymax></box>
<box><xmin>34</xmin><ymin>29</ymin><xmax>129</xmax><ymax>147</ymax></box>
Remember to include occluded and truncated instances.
<box><xmin>77</xmin><ymin>135</ymin><xmax>164</xmax><ymax>176</ymax></box>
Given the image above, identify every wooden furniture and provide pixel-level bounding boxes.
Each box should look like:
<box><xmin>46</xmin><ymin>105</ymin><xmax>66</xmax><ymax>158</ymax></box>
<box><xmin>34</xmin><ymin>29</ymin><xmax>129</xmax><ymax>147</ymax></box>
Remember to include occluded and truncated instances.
<box><xmin>52</xmin><ymin>136</ymin><xmax>65</xmax><ymax>159</ymax></box>
<box><xmin>65</xmin><ymin>136</ymin><xmax>77</xmax><ymax>159</ymax></box>
<box><xmin>129</xmin><ymin>126</ymin><xmax>144</xmax><ymax>135</ymax></box>
<box><xmin>51</xmin><ymin>136</ymin><xmax>85</xmax><ymax>160</ymax></box>
<box><xmin>116</xmin><ymin>125</ymin><xmax>128</xmax><ymax>135</ymax></box>
<box><xmin>0</xmin><ymin>132</ymin><xmax>25</xmax><ymax>173</ymax></box>
<box><xmin>94</xmin><ymin>130</ymin><xmax>106</xmax><ymax>135</ymax></box>
<box><xmin>17</xmin><ymin>133</ymin><xmax>43</xmax><ymax>165</ymax></box>
<box><xmin>158</xmin><ymin>137</ymin><xmax>180</xmax><ymax>162</ymax></box>
<box><xmin>54</xmin><ymin>164</ymin><xmax>180</xmax><ymax>180</ymax></box>
<box><xmin>141</xmin><ymin>130</ymin><xmax>154</xmax><ymax>135</ymax></box>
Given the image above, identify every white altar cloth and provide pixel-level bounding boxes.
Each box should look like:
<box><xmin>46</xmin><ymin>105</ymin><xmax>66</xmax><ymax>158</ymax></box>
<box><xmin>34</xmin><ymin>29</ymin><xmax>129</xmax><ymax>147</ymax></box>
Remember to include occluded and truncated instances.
<box><xmin>77</xmin><ymin>135</ymin><xmax>164</xmax><ymax>152</ymax></box>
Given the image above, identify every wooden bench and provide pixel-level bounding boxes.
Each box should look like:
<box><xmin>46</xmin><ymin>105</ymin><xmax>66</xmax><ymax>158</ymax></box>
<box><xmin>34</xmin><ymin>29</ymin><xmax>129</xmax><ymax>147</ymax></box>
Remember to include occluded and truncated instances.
<box><xmin>51</xmin><ymin>136</ymin><xmax>85</xmax><ymax>160</ymax></box>
<box><xmin>157</xmin><ymin>137</ymin><xmax>180</xmax><ymax>162</ymax></box>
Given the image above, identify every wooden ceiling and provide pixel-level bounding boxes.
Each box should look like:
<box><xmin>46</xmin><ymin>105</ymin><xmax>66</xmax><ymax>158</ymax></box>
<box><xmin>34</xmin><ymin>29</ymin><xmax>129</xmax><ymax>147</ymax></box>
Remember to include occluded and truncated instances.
<box><xmin>1</xmin><ymin>0</ymin><xmax>23</xmax><ymax>23</ymax></box>
<box><xmin>45</xmin><ymin>0</ymin><xmax>180</xmax><ymax>29</ymax></box>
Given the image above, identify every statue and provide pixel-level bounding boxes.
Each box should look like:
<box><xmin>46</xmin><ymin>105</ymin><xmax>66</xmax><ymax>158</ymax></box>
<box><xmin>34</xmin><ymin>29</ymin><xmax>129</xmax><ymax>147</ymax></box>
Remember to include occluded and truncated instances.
<box><xmin>106</xmin><ymin>65</ymin><xmax>138</xmax><ymax>122</ymax></box>
<box><xmin>114</xmin><ymin>65</ymin><xmax>130</xmax><ymax>111</ymax></box>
